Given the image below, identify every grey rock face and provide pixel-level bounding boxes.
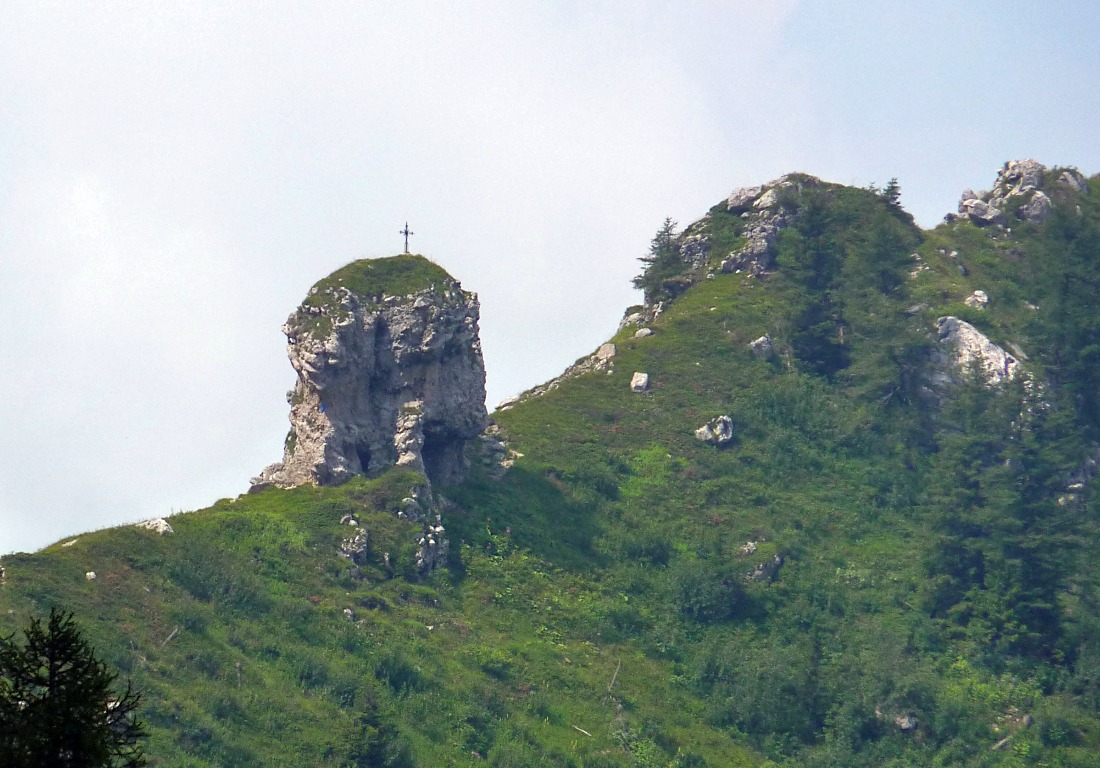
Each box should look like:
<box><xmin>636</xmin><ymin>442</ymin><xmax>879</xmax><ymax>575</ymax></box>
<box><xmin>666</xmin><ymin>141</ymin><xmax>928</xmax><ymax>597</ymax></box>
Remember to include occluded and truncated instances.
<box><xmin>721</xmin><ymin>175</ymin><xmax>818</xmax><ymax>276</ymax></box>
<box><xmin>932</xmin><ymin>316</ymin><xmax>1021</xmax><ymax>386</ymax></box>
<box><xmin>134</xmin><ymin>518</ymin><xmax>174</xmax><ymax>535</ymax></box>
<box><xmin>1019</xmin><ymin>190</ymin><xmax>1052</xmax><ymax>223</ymax></box>
<box><xmin>958</xmin><ymin>197</ymin><xmax>1004</xmax><ymax>226</ymax></box>
<box><xmin>964</xmin><ymin>290</ymin><xmax>989</xmax><ymax>309</ymax></box>
<box><xmin>695</xmin><ymin>415</ymin><xmax>733</xmax><ymax>446</ymax></box>
<box><xmin>339</xmin><ymin>528</ymin><xmax>370</xmax><ymax>566</ymax></box>
<box><xmin>1058</xmin><ymin>169</ymin><xmax>1090</xmax><ymax>194</ymax></box>
<box><xmin>252</xmin><ymin>259</ymin><xmax>488</xmax><ymax>491</ymax></box>
<box><xmin>630</xmin><ymin>372</ymin><xmax>650</xmax><ymax>393</ymax></box>
<box><xmin>955</xmin><ymin>160</ymin><xmax>1089</xmax><ymax>228</ymax></box>
<box><xmin>749</xmin><ymin>334</ymin><xmax>774</xmax><ymax>358</ymax></box>
<box><xmin>726</xmin><ymin>185</ymin><xmax>763</xmax><ymax>213</ymax></box>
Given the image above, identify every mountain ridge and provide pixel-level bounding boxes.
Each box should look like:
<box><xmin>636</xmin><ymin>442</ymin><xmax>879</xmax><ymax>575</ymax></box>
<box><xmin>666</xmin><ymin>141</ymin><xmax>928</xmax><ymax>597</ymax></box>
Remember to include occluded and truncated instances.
<box><xmin>4</xmin><ymin>159</ymin><xmax>1100</xmax><ymax>767</ymax></box>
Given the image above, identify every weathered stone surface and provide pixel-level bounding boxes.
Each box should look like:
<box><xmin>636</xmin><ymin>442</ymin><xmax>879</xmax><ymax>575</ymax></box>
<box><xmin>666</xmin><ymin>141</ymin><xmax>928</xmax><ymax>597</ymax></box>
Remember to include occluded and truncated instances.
<box><xmin>959</xmin><ymin>198</ymin><xmax>1004</xmax><ymax>226</ymax></box>
<box><xmin>596</xmin><ymin>343</ymin><xmax>617</xmax><ymax>362</ymax></box>
<box><xmin>749</xmin><ymin>334</ymin><xmax>774</xmax><ymax>358</ymax></box>
<box><xmin>726</xmin><ymin>185</ymin><xmax>763</xmax><ymax>213</ymax></box>
<box><xmin>994</xmin><ymin>159</ymin><xmax>1046</xmax><ymax>198</ymax></box>
<box><xmin>339</xmin><ymin>528</ymin><xmax>370</xmax><ymax>565</ymax></box>
<box><xmin>749</xmin><ymin>555</ymin><xmax>784</xmax><ymax>582</ymax></box>
<box><xmin>634</xmin><ymin>327</ymin><xmax>654</xmax><ymax>338</ymax></box>
<box><xmin>134</xmin><ymin>518</ymin><xmax>174</xmax><ymax>535</ymax></box>
<box><xmin>251</xmin><ymin>257</ymin><xmax>488</xmax><ymax>491</ymax></box>
<box><xmin>1058</xmin><ymin>169</ymin><xmax>1090</xmax><ymax>194</ymax></box>
<box><xmin>955</xmin><ymin>160</ymin><xmax>1088</xmax><ymax>228</ymax></box>
<box><xmin>695</xmin><ymin>415</ymin><xmax>733</xmax><ymax>446</ymax></box>
<box><xmin>1019</xmin><ymin>190</ymin><xmax>1052</xmax><ymax>223</ymax></box>
<box><xmin>720</xmin><ymin>175</ymin><xmax>821</xmax><ymax>277</ymax></box>
<box><xmin>933</xmin><ymin>316</ymin><xmax>1021</xmax><ymax>386</ymax></box>
<box><xmin>630</xmin><ymin>372</ymin><xmax>650</xmax><ymax>393</ymax></box>
<box><xmin>964</xmin><ymin>290</ymin><xmax>989</xmax><ymax>309</ymax></box>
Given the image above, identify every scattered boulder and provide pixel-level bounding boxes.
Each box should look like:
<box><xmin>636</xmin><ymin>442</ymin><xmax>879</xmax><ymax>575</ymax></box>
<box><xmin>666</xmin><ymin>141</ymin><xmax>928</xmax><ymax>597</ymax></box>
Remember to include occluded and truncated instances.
<box><xmin>894</xmin><ymin>715</ymin><xmax>919</xmax><ymax>732</ymax></box>
<box><xmin>749</xmin><ymin>334</ymin><xmax>774</xmax><ymax>358</ymax></box>
<box><xmin>416</xmin><ymin>521</ymin><xmax>449</xmax><ymax>571</ymax></box>
<box><xmin>738</xmin><ymin>541</ymin><xmax>757</xmax><ymax>556</ymax></box>
<box><xmin>85</xmin><ymin>571</ymin><xmax>96</xmax><ymax>581</ymax></box>
<box><xmin>596</xmin><ymin>343</ymin><xmax>617</xmax><ymax>363</ymax></box>
<box><xmin>630</xmin><ymin>372</ymin><xmax>650</xmax><ymax>393</ymax></box>
<box><xmin>339</xmin><ymin>528</ymin><xmax>370</xmax><ymax>566</ymax></box>
<box><xmin>342</xmin><ymin>608</ymin><xmax>355</xmax><ymax>621</ymax></box>
<box><xmin>339</xmin><ymin>514</ymin><xmax>358</xmax><ymax>526</ymax></box>
<box><xmin>749</xmin><ymin>555</ymin><xmax>784</xmax><ymax>582</ymax></box>
<box><xmin>495</xmin><ymin>394</ymin><xmax>521</xmax><ymax>411</ymax></box>
<box><xmin>134</xmin><ymin>518</ymin><xmax>174</xmax><ymax>535</ymax></box>
<box><xmin>398</xmin><ymin>497</ymin><xmax>422</xmax><ymax>520</ymax></box>
<box><xmin>695</xmin><ymin>415</ymin><xmax>733</xmax><ymax>446</ymax></box>
<box><xmin>634</xmin><ymin>328</ymin><xmax>654</xmax><ymax>339</ymax></box>
<box><xmin>964</xmin><ymin>290</ymin><xmax>989</xmax><ymax>309</ymax></box>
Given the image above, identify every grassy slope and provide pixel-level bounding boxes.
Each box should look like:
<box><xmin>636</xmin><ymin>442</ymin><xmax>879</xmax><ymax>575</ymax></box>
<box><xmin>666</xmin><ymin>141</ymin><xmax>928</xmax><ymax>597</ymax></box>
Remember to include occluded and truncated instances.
<box><xmin>4</xmin><ymin>177</ymin><xmax>1100</xmax><ymax>767</ymax></box>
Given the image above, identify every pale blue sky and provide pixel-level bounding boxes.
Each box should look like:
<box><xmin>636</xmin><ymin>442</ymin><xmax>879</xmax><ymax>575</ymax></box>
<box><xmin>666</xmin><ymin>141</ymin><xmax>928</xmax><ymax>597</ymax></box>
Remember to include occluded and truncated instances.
<box><xmin>3</xmin><ymin>2</ymin><xmax>1099</xmax><ymax>554</ymax></box>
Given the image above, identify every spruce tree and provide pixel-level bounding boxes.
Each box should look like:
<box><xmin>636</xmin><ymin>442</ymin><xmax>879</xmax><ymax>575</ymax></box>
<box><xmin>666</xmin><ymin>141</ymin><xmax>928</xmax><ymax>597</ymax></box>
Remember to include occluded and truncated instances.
<box><xmin>633</xmin><ymin>217</ymin><xmax>682</xmax><ymax>305</ymax></box>
<box><xmin>0</xmin><ymin>608</ymin><xmax>146</xmax><ymax>768</ymax></box>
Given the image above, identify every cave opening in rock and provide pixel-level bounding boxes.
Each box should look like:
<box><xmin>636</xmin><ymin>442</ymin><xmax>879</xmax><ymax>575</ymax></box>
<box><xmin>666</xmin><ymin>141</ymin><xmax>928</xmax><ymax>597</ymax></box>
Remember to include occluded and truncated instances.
<box><xmin>355</xmin><ymin>444</ymin><xmax>372</xmax><ymax>474</ymax></box>
<box><xmin>421</xmin><ymin>432</ymin><xmax>460</xmax><ymax>486</ymax></box>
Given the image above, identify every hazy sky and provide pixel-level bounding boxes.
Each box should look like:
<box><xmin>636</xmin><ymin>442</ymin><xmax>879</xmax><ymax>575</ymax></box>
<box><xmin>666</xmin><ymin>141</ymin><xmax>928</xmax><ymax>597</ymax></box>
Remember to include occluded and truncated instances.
<box><xmin>3</xmin><ymin>2</ymin><xmax>1100</xmax><ymax>554</ymax></box>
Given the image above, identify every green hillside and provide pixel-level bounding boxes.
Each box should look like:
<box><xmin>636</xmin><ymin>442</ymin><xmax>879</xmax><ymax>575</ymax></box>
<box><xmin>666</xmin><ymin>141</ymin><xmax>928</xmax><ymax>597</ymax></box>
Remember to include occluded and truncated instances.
<box><xmin>5</xmin><ymin>168</ymin><xmax>1100</xmax><ymax>767</ymax></box>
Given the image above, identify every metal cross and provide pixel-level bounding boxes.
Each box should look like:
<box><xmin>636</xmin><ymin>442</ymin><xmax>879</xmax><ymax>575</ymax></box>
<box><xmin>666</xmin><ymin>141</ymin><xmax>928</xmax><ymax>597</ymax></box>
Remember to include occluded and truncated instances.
<box><xmin>400</xmin><ymin>222</ymin><xmax>414</xmax><ymax>254</ymax></box>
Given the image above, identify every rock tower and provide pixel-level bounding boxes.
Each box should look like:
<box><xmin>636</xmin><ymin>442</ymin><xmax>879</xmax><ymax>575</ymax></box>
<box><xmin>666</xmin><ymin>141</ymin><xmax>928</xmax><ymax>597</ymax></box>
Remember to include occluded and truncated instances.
<box><xmin>251</xmin><ymin>254</ymin><xmax>488</xmax><ymax>491</ymax></box>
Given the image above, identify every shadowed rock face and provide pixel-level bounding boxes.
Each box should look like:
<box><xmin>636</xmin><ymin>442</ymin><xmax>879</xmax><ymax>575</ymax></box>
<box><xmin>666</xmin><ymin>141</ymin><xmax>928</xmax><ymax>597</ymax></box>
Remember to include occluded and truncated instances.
<box><xmin>252</xmin><ymin>256</ymin><xmax>488</xmax><ymax>491</ymax></box>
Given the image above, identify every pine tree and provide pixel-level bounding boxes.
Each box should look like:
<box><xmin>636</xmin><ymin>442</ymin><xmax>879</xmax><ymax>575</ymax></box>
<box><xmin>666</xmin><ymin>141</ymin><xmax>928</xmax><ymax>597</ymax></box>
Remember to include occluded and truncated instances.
<box><xmin>633</xmin><ymin>218</ymin><xmax>683</xmax><ymax>305</ymax></box>
<box><xmin>0</xmin><ymin>609</ymin><xmax>146</xmax><ymax>768</ymax></box>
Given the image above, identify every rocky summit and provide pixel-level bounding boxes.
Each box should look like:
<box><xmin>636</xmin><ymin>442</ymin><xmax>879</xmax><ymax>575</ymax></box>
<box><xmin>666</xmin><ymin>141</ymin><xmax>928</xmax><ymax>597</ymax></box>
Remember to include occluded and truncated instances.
<box><xmin>251</xmin><ymin>254</ymin><xmax>488</xmax><ymax>491</ymax></box>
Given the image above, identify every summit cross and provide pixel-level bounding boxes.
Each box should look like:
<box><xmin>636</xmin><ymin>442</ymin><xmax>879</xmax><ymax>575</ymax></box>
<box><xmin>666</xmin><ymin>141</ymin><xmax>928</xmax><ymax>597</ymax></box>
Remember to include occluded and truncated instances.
<box><xmin>400</xmin><ymin>222</ymin><xmax>414</xmax><ymax>254</ymax></box>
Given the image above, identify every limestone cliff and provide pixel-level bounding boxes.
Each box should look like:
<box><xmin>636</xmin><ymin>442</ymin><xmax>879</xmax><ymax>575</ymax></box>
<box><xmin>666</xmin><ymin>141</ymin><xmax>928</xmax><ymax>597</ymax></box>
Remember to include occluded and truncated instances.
<box><xmin>251</xmin><ymin>254</ymin><xmax>488</xmax><ymax>491</ymax></box>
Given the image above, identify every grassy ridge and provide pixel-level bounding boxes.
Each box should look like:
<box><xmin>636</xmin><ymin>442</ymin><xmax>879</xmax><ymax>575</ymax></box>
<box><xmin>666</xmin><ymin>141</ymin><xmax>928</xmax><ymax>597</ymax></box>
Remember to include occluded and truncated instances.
<box><xmin>4</xmin><ymin>176</ymin><xmax>1100</xmax><ymax>766</ymax></box>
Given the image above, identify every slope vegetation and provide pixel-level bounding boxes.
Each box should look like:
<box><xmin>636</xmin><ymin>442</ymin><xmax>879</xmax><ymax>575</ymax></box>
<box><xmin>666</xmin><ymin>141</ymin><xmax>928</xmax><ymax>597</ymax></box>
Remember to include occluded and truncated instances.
<box><xmin>4</xmin><ymin>165</ymin><xmax>1100</xmax><ymax>767</ymax></box>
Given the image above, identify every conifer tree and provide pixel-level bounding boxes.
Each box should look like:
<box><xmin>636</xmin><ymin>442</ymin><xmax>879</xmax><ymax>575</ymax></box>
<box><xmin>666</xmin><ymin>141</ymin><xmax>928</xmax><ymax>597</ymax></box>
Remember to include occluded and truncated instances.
<box><xmin>633</xmin><ymin>217</ymin><xmax>683</xmax><ymax>305</ymax></box>
<box><xmin>0</xmin><ymin>609</ymin><xmax>146</xmax><ymax>768</ymax></box>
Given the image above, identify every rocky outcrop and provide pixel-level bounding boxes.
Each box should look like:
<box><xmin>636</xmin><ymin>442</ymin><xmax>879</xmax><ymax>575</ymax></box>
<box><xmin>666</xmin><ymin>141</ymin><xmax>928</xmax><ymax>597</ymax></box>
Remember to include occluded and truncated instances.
<box><xmin>252</xmin><ymin>255</ymin><xmax>488</xmax><ymax>491</ymax></box>
<box><xmin>720</xmin><ymin>174</ymin><xmax>819</xmax><ymax>276</ymax></box>
<box><xmin>954</xmin><ymin>159</ymin><xmax>1089</xmax><ymax>228</ymax></box>
<box><xmin>749</xmin><ymin>335</ymin><xmax>774</xmax><ymax>358</ymax></box>
<box><xmin>964</xmin><ymin>290</ymin><xmax>989</xmax><ymax>309</ymax></box>
<box><xmin>500</xmin><ymin>340</ymin><xmax>620</xmax><ymax>407</ymax></box>
<box><xmin>932</xmin><ymin>316</ymin><xmax>1021</xmax><ymax>386</ymax></box>
<box><xmin>695</xmin><ymin>415</ymin><xmax>733</xmax><ymax>446</ymax></box>
<box><xmin>630</xmin><ymin>372</ymin><xmax>650</xmax><ymax>393</ymax></box>
<box><xmin>134</xmin><ymin>518</ymin><xmax>174</xmax><ymax>535</ymax></box>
